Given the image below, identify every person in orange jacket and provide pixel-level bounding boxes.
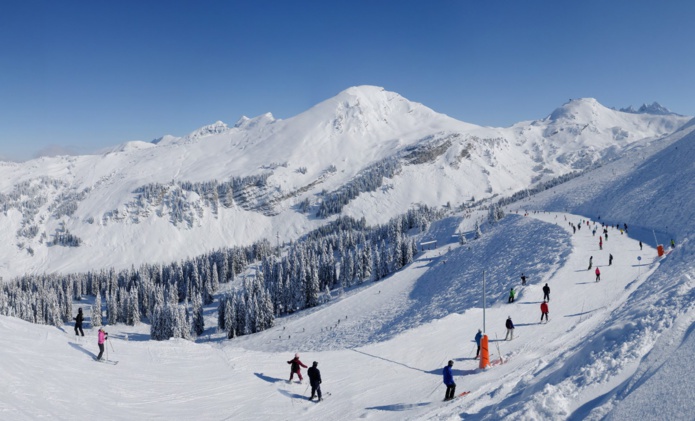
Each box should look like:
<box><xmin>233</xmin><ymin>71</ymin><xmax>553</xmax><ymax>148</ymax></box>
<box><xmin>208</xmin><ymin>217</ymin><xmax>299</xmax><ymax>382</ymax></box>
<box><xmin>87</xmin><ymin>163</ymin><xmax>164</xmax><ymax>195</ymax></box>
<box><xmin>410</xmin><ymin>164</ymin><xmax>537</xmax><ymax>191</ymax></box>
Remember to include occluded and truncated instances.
<box><xmin>540</xmin><ymin>300</ymin><xmax>549</xmax><ymax>323</ymax></box>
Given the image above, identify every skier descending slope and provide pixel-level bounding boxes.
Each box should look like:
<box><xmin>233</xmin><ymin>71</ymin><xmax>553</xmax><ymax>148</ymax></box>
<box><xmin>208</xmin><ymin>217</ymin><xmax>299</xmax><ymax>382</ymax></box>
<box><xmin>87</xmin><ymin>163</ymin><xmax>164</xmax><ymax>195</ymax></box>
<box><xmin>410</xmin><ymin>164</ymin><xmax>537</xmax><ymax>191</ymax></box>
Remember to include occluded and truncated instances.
<box><xmin>96</xmin><ymin>327</ymin><xmax>108</xmax><ymax>360</ymax></box>
<box><xmin>505</xmin><ymin>316</ymin><xmax>515</xmax><ymax>340</ymax></box>
<box><xmin>307</xmin><ymin>361</ymin><xmax>323</xmax><ymax>401</ymax></box>
<box><xmin>442</xmin><ymin>360</ymin><xmax>456</xmax><ymax>401</ymax></box>
<box><xmin>542</xmin><ymin>283</ymin><xmax>550</xmax><ymax>302</ymax></box>
<box><xmin>74</xmin><ymin>308</ymin><xmax>84</xmax><ymax>337</ymax></box>
<box><xmin>540</xmin><ymin>301</ymin><xmax>549</xmax><ymax>323</ymax></box>
<box><xmin>595</xmin><ymin>267</ymin><xmax>601</xmax><ymax>282</ymax></box>
<box><xmin>508</xmin><ymin>288</ymin><xmax>515</xmax><ymax>303</ymax></box>
<box><xmin>287</xmin><ymin>353</ymin><xmax>307</xmax><ymax>383</ymax></box>
<box><xmin>474</xmin><ymin>330</ymin><xmax>482</xmax><ymax>359</ymax></box>
<box><xmin>588</xmin><ymin>256</ymin><xmax>593</xmax><ymax>270</ymax></box>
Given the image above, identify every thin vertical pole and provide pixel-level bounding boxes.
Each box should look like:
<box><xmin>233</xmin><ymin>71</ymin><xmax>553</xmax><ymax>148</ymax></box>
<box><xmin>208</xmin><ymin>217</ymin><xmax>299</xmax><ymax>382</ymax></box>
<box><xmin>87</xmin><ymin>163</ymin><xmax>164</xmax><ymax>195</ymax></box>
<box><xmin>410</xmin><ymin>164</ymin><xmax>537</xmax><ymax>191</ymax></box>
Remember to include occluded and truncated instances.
<box><xmin>483</xmin><ymin>270</ymin><xmax>486</xmax><ymax>334</ymax></box>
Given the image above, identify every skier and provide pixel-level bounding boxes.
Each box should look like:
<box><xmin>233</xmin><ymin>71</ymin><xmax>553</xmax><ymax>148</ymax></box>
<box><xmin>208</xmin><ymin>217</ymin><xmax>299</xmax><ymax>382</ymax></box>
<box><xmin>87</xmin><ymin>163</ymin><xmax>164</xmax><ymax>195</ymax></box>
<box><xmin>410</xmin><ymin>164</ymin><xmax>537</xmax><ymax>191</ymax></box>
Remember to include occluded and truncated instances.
<box><xmin>287</xmin><ymin>353</ymin><xmax>307</xmax><ymax>383</ymax></box>
<box><xmin>96</xmin><ymin>327</ymin><xmax>108</xmax><ymax>360</ymax></box>
<box><xmin>540</xmin><ymin>300</ymin><xmax>549</xmax><ymax>323</ymax></box>
<box><xmin>671</xmin><ymin>239</ymin><xmax>676</xmax><ymax>249</ymax></box>
<box><xmin>442</xmin><ymin>360</ymin><xmax>456</xmax><ymax>401</ymax></box>
<box><xmin>74</xmin><ymin>307</ymin><xmax>85</xmax><ymax>337</ymax></box>
<box><xmin>599</xmin><ymin>237</ymin><xmax>603</xmax><ymax>250</ymax></box>
<box><xmin>474</xmin><ymin>329</ymin><xmax>482</xmax><ymax>359</ymax></box>
<box><xmin>588</xmin><ymin>256</ymin><xmax>593</xmax><ymax>270</ymax></box>
<box><xmin>595</xmin><ymin>267</ymin><xmax>601</xmax><ymax>282</ymax></box>
<box><xmin>520</xmin><ymin>273</ymin><xmax>527</xmax><ymax>286</ymax></box>
<box><xmin>505</xmin><ymin>316</ymin><xmax>515</xmax><ymax>340</ymax></box>
<box><xmin>307</xmin><ymin>361</ymin><xmax>323</xmax><ymax>401</ymax></box>
<box><xmin>639</xmin><ymin>241</ymin><xmax>643</xmax><ymax>251</ymax></box>
<box><xmin>508</xmin><ymin>288</ymin><xmax>515</xmax><ymax>303</ymax></box>
<box><xmin>542</xmin><ymin>283</ymin><xmax>550</xmax><ymax>302</ymax></box>
<box><xmin>609</xmin><ymin>254</ymin><xmax>613</xmax><ymax>266</ymax></box>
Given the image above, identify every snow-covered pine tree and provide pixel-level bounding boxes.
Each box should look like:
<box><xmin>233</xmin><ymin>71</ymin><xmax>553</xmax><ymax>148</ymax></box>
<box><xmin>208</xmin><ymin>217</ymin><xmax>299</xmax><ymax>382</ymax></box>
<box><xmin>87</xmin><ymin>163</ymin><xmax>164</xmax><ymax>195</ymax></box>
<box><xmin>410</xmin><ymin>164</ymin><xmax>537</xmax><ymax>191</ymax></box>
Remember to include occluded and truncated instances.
<box><xmin>92</xmin><ymin>292</ymin><xmax>102</xmax><ymax>327</ymax></box>
<box><xmin>224</xmin><ymin>295</ymin><xmax>235</xmax><ymax>339</ymax></box>
<box><xmin>217</xmin><ymin>296</ymin><xmax>226</xmax><ymax>331</ymax></box>
<box><xmin>305</xmin><ymin>258</ymin><xmax>320</xmax><ymax>308</ymax></box>
<box><xmin>362</xmin><ymin>242</ymin><xmax>373</xmax><ymax>282</ymax></box>
<box><xmin>192</xmin><ymin>292</ymin><xmax>204</xmax><ymax>336</ymax></box>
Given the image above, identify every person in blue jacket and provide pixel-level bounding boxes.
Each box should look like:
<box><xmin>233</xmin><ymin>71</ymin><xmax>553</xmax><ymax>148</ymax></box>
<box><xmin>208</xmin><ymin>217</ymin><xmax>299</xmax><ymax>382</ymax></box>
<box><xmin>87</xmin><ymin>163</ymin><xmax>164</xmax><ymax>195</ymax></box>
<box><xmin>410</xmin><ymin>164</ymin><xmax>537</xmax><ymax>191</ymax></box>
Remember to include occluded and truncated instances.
<box><xmin>442</xmin><ymin>360</ymin><xmax>456</xmax><ymax>401</ymax></box>
<box><xmin>474</xmin><ymin>330</ymin><xmax>482</xmax><ymax>359</ymax></box>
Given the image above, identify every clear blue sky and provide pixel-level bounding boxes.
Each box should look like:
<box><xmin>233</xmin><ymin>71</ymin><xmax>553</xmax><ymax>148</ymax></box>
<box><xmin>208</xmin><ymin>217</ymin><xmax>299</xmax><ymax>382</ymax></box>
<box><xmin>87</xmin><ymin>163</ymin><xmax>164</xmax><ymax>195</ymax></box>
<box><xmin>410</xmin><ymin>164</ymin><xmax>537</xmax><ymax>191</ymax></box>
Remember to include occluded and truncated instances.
<box><xmin>1</xmin><ymin>1</ymin><xmax>693</xmax><ymax>161</ymax></box>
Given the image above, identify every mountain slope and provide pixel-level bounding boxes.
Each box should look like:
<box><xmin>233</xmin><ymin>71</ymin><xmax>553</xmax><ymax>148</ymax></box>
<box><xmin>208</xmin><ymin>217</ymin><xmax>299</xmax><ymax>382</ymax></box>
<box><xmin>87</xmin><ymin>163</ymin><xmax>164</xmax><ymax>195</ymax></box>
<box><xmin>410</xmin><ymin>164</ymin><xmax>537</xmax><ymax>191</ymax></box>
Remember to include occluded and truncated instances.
<box><xmin>0</xmin><ymin>87</ymin><xmax>689</xmax><ymax>280</ymax></box>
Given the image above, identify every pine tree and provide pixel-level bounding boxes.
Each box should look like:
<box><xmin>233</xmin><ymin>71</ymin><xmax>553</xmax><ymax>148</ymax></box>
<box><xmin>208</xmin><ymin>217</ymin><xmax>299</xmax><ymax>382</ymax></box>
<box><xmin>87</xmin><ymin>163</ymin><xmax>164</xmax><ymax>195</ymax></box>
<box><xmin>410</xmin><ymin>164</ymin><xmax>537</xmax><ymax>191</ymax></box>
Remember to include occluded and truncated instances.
<box><xmin>92</xmin><ymin>292</ymin><xmax>102</xmax><ymax>327</ymax></box>
<box><xmin>224</xmin><ymin>296</ymin><xmax>235</xmax><ymax>339</ymax></box>
<box><xmin>192</xmin><ymin>293</ymin><xmax>204</xmax><ymax>336</ymax></box>
<box><xmin>127</xmin><ymin>288</ymin><xmax>140</xmax><ymax>325</ymax></box>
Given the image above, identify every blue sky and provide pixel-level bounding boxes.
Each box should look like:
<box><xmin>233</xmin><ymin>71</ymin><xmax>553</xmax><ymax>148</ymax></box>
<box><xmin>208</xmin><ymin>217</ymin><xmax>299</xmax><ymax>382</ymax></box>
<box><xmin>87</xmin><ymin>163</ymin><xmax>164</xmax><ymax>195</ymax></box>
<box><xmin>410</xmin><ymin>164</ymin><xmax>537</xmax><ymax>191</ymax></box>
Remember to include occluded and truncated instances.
<box><xmin>1</xmin><ymin>1</ymin><xmax>693</xmax><ymax>161</ymax></box>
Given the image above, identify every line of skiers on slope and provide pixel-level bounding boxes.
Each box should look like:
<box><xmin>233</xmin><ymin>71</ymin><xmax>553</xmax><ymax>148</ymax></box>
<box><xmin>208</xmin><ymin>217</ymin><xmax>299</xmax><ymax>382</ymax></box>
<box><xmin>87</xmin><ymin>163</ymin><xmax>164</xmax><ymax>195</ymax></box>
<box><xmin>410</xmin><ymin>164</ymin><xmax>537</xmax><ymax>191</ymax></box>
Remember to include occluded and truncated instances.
<box><xmin>287</xmin><ymin>353</ymin><xmax>323</xmax><ymax>401</ymax></box>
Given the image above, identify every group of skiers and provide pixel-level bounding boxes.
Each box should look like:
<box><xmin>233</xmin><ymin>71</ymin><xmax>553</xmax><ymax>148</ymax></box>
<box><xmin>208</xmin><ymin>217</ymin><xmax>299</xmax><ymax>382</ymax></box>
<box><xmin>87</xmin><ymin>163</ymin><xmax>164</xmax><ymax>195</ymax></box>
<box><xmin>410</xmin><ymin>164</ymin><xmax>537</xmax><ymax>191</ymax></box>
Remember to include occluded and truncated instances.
<box><xmin>287</xmin><ymin>353</ymin><xmax>323</xmax><ymax>401</ymax></box>
<box><xmin>71</xmin><ymin>307</ymin><xmax>111</xmax><ymax>362</ymax></box>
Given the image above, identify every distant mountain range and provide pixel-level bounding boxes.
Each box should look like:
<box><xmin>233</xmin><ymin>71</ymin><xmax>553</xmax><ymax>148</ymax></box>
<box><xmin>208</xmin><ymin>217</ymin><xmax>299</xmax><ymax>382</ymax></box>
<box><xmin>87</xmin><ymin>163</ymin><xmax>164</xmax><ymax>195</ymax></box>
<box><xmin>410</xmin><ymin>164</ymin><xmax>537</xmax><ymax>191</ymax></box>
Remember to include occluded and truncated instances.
<box><xmin>0</xmin><ymin>86</ymin><xmax>690</xmax><ymax>279</ymax></box>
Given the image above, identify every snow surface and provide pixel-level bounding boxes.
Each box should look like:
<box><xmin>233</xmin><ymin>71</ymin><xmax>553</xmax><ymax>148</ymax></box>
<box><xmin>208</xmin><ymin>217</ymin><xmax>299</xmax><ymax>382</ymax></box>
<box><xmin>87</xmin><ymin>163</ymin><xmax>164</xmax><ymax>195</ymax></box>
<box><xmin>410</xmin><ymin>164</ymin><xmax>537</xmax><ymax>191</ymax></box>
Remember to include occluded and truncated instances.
<box><xmin>1</xmin><ymin>89</ymin><xmax>694</xmax><ymax>421</ymax></box>
<box><xmin>1</xmin><ymin>208</ymin><xmax>689</xmax><ymax>420</ymax></box>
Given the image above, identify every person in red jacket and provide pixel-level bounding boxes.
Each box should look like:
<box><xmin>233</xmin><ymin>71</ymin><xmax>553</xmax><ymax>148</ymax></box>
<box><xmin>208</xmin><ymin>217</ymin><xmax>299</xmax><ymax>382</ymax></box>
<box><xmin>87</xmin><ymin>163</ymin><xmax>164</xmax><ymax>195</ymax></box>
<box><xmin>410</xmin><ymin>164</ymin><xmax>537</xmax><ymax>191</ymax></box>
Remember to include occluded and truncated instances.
<box><xmin>595</xmin><ymin>267</ymin><xmax>601</xmax><ymax>282</ymax></box>
<box><xmin>540</xmin><ymin>300</ymin><xmax>549</xmax><ymax>323</ymax></box>
<box><xmin>287</xmin><ymin>353</ymin><xmax>307</xmax><ymax>383</ymax></box>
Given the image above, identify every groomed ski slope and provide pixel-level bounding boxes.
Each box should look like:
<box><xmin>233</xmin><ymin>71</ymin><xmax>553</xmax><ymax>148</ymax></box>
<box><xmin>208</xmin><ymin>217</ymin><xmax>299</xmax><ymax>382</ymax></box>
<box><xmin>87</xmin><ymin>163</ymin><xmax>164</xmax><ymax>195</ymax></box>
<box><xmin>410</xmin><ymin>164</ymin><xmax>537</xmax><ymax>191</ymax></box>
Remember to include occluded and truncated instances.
<box><xmin>0</xmin><ymin>211</ymin><xmax>666</xmax><ymax>421</ymax></box>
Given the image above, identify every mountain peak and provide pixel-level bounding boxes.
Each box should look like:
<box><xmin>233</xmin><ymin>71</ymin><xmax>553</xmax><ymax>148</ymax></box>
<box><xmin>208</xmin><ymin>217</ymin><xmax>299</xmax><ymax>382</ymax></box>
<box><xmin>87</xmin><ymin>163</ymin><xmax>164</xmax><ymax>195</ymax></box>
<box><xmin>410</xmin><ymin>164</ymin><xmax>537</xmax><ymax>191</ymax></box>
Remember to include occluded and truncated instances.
<box><xmin>303</xmin><ymin>85</ymin><xmax>444</xmax><ymax>135</ymax></box>
<box><xmin>234</xmin><ymin>113</ymin><xmax>276</xmax><ymax>130</ymax></box>
<box><xmin>619</xmin><ymin>102</ymin><xmax>677</xmax><ymax>116</ymax></box>
<box><xmin>184</xmin><ymin>121</ymin><xmax>230</xmax><ymax>141</ymax></box>
<box><xmin>548</xmin><ymin>98</ymin><xmax>603</xmax><ymax>122</ymax></box>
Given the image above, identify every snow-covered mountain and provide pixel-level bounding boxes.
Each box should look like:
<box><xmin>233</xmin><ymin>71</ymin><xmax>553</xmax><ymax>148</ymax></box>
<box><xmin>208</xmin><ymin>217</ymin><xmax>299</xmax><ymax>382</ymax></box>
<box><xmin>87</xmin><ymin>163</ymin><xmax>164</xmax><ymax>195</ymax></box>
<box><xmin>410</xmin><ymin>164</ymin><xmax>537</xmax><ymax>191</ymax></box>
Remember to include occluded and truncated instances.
<box><xmin>0</xmin><ymin>86</ymin><xmax>689</xmax><ymax>280</ymax></box>
<box><xmin>0</xmin><ymin>116</ymin><xmax>693</xmax><ymax>419</ymax></box>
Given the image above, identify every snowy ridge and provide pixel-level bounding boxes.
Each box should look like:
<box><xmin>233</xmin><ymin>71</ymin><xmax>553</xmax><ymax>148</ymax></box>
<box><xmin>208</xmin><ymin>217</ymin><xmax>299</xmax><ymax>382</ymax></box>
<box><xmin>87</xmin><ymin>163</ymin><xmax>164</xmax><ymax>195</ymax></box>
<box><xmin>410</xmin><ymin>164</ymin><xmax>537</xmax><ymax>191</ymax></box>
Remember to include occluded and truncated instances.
<box><xmin>0</xmin><ymin>86</ymin><xmax>690</xmax><ymax>281</ymax></box>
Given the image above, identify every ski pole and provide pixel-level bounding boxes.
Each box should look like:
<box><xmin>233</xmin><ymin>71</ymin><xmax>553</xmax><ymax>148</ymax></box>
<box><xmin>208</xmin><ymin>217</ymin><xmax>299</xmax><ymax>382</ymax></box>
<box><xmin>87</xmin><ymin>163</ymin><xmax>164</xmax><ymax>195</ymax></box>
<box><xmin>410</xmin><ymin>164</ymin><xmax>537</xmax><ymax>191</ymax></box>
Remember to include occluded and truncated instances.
<box><xmin>427</xmin><ymin>379</ymin><xmax>441</xmax><ymax>398</ymax></box>
<box><xmin>109</xmin><ymin>339</ymin><xmax>115</xmax><ymax>352</ymax></box>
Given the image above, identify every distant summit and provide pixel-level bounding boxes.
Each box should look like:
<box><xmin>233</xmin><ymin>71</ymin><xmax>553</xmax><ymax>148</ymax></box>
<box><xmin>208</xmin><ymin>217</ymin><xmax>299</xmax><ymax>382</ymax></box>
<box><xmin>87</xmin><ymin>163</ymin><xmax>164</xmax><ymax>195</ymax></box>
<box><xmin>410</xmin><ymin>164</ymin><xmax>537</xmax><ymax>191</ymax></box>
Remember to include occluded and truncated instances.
<box><xmin>618</xmin><ymin>102</ymin><xmax>679</xmax><ymax>116</ymax></box>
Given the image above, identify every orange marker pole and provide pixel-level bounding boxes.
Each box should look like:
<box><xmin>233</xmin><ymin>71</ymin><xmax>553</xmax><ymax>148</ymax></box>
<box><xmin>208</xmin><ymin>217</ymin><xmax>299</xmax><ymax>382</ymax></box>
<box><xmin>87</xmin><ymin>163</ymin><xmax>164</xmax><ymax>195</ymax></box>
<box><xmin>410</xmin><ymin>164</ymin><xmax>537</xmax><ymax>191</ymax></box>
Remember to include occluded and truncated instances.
<box><xmin>479</xmin><ymin>334</ymin><xmax>489</xmax><ymax>369</ymax></box>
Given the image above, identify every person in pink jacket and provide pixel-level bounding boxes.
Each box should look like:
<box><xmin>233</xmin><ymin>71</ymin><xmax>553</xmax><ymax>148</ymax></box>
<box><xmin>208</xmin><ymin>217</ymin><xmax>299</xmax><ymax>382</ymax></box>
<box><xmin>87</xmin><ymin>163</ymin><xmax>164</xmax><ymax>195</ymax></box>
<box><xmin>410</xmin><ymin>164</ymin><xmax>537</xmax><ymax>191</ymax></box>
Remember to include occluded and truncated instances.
<box><xmin>97</xmin><ymin>327</ymin><xmax>108</xmax><ymax>360</ymax></box>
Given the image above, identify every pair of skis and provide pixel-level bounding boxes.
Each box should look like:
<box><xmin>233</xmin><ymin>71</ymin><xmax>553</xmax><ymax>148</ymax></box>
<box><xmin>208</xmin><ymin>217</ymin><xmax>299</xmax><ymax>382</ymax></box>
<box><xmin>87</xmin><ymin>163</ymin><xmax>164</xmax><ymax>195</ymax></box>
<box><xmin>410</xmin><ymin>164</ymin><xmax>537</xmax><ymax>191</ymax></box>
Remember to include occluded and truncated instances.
<box><xmin>94</xmin><ymin>357</ymin><xmax>119</xmax><ymax>365</ymax></box>
<box><xmin>444</xmin><ymin>391</ymin><xmax>471</xmax><ymax>402</ymax></box>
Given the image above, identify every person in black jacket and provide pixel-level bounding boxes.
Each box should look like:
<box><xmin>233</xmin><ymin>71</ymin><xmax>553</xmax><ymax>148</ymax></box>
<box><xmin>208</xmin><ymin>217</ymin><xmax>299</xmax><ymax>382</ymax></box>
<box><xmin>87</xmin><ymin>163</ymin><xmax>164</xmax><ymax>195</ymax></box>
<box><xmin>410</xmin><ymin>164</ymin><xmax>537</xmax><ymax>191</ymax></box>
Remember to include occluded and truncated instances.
<box><xmin>505</xmin><ymin>316</ymin><xmax>515</xmax><ymax>340</ymax></box>
<box><xmin>542</xmin><ymin>284</ymin><xmax>550</xmax><ymax>302</ymax></box>
<box><xmin>307</xmin><ymin>361</ymin><xmax>323</xmax><ymax>401</ymax></box>
<box><xmin>74</xmin><ymin>308</ymin><xmax>85</xmax><ymax>336</ymax></box>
